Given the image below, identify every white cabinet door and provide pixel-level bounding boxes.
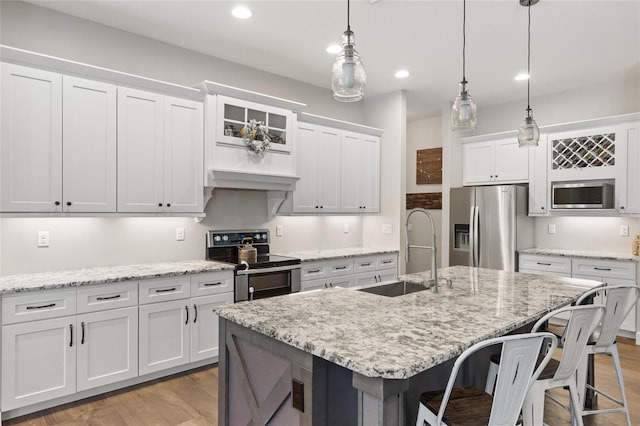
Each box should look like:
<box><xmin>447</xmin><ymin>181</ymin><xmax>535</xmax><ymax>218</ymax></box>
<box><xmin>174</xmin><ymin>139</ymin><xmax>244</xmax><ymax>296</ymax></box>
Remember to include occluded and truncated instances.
<box><xmin>462</xmin><ymin>141</ymin><xmax>494</xmax><ymax>185</ymax></box>
<box><xmin>139</xmin><ymin>299</ymin><xmax>189</xmax><ymax>375</ymax></box>
<box><xmin>163</xmin><ymin>97</ymin><xmax>203</xmax><ymax>213</ymax></box>
<box><xmin>378</xmin><ymin>269</ymin><xmax>398</xmax><ymax>283</ymax></box>
<box><xmin>353</xmin><ymin>271</ymin><xmax>379</xmax><ymax>287</ymax></box>
<box><xmin>190</xmin><ymin>293</ymin><xmax>233</xmax><ymax>362</ymax></box>
<box><xmin>622</xmin><ymin>122</ymin><xmax>639</xmax><ymax>215</ymax></box>
<box><xmin>361</xmin><ymin>134</ymin><xmax>380</xmax><ymax>212</ymax></box>
<box><xmin>76</xmin><ymin>306</ymin><xmax>138</xmax><ymax>392</ymax></box>
<box><xmin>317</xmin><ymin>127</ymin><xmax>341</xmax><ymax>212</ymax></box>
<box><xmin>528</xmin><ymin>135</ymin><xmax>549</xmax><ymax>215</ymax></box>
<box><xmin>294</xmin><ymin>124</ymin><xmax>321</xmax><ymax>213</ymax></box>
<box><xmin>117</xmin><ymin>87</ymin><xmax>164</xmax><ymax>213</ymax></box>
<box><xmin>340</xmin><ymin>132</ymin><xmax>362</xmax><ymax>213</ymax></box>
<box><xmin>1</xmin><ymin>63</ymin><xmax>62</xmax><ymax>212</ymax></box>
<box><xmin>62</xmin><ymin>76</ymin><xmax>117</xmax><ymax>212</ymax></box>
<box><xmin>2</xmin><ymin>316</ymin><xmax>76</xmax><ymax>410</ymax></box>
<box><xmin>494</xmin><ymin>138</ymin><xmax>529</xmax><ymax>183</ymax></box>
<box><xmin>341</xmin><ymin>132</ymin><xmax>380</xmax><ymax>213</ymax></box>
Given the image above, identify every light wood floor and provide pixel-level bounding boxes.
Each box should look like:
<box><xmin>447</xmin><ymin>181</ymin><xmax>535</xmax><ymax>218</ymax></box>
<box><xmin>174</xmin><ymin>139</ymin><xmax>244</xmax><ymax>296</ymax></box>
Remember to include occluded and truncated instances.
<box><xmin>3</xmin><ymin>337</ymin><xmax>639</xmax><ymax>426</ymax></box>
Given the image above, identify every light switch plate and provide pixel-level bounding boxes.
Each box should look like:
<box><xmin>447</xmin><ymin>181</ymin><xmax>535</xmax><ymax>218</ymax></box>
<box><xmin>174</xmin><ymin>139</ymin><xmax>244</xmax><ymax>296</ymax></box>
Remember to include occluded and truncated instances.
<box><xmin>548</xmin><ymin>224</ymin><xmax>556</xmax><ymax>234</ymax></box>
<box><xmin>620</xmin><ymin>225</ymin><xmax>629</xmax><ymax>237</ymax></box>
<box><xmin>381</xmin><ymin>224</ymin><xmax>392</xmax><ymax>234</ymax></box>
<box><xmin>276</xmin><ymin>225</ymin><xmax>283</xmax><ymax>237</ymax></box>
<box><xmin>37</xmin><ymin>231</ymin><xmax>50</xmax><ymax>247</ymax></box>
<box><xmin>343</xmin><ymin>223</ymin><xmax>349</xmax><ymax>233</ymax></box>
<box><xmin>176</xmin><ymin>227</ymin><xmax>185</xmax><ymax>241</ymax></box>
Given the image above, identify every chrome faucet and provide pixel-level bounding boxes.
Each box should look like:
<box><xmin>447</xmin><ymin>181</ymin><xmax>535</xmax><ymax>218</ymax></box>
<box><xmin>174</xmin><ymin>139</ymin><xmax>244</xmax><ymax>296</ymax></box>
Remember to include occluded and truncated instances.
<box><xmin>405</xmin><ymin>208</ymin><xmax>450</xmax><ymax>293</ymax></box>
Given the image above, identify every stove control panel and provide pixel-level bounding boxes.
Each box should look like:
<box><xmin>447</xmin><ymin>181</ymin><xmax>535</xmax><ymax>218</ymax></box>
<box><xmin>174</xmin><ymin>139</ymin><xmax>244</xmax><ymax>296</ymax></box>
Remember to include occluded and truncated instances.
<box><xmin>207</xmin><ymin>229</ymin><xmax>270</xmax><ymax>248</ymax></box>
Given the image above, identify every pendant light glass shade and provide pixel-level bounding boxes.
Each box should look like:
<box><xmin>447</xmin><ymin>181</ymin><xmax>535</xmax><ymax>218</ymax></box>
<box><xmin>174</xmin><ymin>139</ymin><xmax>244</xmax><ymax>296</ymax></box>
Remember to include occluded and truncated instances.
<box><xmin>451</xmin><ymin>0</ymin><xmax>476</xmax><ymax>130</ymax></box>
<box><xmin>332</xmin><ymin>1</ymin><xmax>365</xmax><ymax>102</ymax></box>
<box><xmin>518</xmin><ymin>0</ymin><xmax>539</xmax><ymax>147</ymax></box>
<box><xmin>518</xmin><ymin>109</ymin><xmax>540</xmax><ymax>147</ymax></box>
<box><xmin>451</xmin><ymin>80</ymin><xmax>477</xmax><ymax>130</ymax></box>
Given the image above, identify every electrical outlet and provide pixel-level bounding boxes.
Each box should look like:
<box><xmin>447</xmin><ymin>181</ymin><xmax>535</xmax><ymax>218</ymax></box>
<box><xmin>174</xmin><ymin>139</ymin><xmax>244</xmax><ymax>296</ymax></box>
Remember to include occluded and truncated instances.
<box><xmin>176</xmin><ymin>227</ymin><xmax>185</xmax><ymax>241</ymax></box>
<box><xmin>381</xmin><ymin>224</ymin><xmax>392</xmax><ymax>234</ymax></box>
<box><xmin>276</xmin><ymin>225</ymin><xmax>283</xmax><ymax>237</ymax></box>
<box><xmin>407</xmin><ymin>223</ymin><xmax>413</xmax><ymax>232</ymax></box>
<box><xmin>343</xmin><ymin>223</ymin><xmax>349</xmax><ymax>233</ymax></box>
<box><xmin>548</xmin><ymin>224</ymin><xmax>556</xmax><ymax>235</ymax></box>
<box><xmin>37</xmin><ymin>231</ymin><xmax>50</xmax><ymax>247</ymax></box>
<box><xmin>620</xmin><ymin>225</ymin><xmax>629</xmax><ymax>237</ymax></box>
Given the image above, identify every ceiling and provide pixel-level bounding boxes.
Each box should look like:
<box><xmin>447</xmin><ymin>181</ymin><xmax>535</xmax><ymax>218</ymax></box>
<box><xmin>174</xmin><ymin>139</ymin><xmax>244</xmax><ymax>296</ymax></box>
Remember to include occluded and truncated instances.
<box><xmin>26</xmin><ymin>0</ymin><xmax>640</xmax><ymax>121</ymax></box>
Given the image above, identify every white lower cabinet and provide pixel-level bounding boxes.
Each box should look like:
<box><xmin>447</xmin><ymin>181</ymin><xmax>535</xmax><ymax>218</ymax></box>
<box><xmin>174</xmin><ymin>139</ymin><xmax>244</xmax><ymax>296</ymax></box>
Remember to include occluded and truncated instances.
<box><xmin>300</xmin><ymin>253</ymin><xmax>399</xmax><ymax>292</ymax></box>
<box><xmin>0</xmin><ymin>270</ymin><xmax>233</xmax><ymax>417</ymax></box>
<box><xmin>519</xmin><ymin>253</ymin><xmax>637</xmax><ymax>334</ymax></box>
<box><xmin>2</xmin><ymin>316</ymin><xmax>76</xmax><ymax>410</ymax></box>
<box><xmin>76</xmin><ymin>307</ymin><xmax>138</xmax><ymax>392</ymax></box>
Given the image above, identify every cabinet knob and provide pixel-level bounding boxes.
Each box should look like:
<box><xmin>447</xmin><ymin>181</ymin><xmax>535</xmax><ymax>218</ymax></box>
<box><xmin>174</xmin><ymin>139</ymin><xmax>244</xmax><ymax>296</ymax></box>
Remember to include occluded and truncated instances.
<box><xmin>54</xmin><ymin>201</ymin><xmax>60</xmax><ymax>206</ymax></box>
<box><xmin>66</xmin><ymin>201</ymin><xmax>72</xmax><ymax>206</ymax></box>
<box><xmin>166</xmin><ymin>203</ymin><xmax>171</xmax><ymax>207</ymax></box>
<box><xmin>315</xmin><ymin>206</ymin><xmax>319</xmax><ymax>209</ymax></box>
<box><xmin>158</xmin><ymin>203</ymin><xmax>163</xmax><ymax>207</ymax></box>
<box><xmin>620</xmin><ymin>206</ymin><xmax>625</xmax><ymax>210</ymax></box>
<box><xmin>320</xmin><ymin>205</ymin><xmax>323</xmax><ymax>209</ymax></box>
<box><xmin>541</xmin><ymin>206</ymin><xmax>545</xmax><ymax>210</ymax></box>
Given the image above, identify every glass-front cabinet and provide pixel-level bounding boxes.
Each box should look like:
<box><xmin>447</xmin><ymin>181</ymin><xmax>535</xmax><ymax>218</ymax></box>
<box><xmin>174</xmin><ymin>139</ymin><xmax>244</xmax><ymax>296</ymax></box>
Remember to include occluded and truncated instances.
<box><xmin>216</xmin><ymin>95</ymin><xmax>293</xmax><ymax>153</ymax></box>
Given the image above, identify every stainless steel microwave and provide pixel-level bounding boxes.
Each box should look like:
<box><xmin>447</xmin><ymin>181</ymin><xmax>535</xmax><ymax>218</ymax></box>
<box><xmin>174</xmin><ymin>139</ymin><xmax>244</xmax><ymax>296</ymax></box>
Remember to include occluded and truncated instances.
<box><xmin>551</xmin><ymin>180</ymin><xmax>615</xmax><ymax>209</ymax></box>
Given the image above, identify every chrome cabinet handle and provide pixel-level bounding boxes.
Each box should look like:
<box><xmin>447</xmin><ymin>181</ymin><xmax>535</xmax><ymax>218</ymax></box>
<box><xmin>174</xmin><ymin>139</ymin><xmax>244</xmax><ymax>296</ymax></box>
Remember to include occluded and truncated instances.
<box><xmin>193</xmin><ymin>304</ymin><xmax>198</xmax><ymax>323</ymax></box>
<box><xmin>308</xmin><ymin>269</ymin><xmax>320</xmax><ymax>273</ymax></box>
<box><xmin>203</xmin><ymin>282</ymin><xmax>222</xmax><ymax>287</ymax></box>
<box><xmin>81</xmin><ymin>322</ymin><xmax>85</xmax><ymax>344</ymax></box>
<box><xmin>594</xmin><ymin>267</ymin><xmax>611</xmax><ymax>271</ymax></box>
<box><xmin>185</xmin><ymin>306</ymin><xmax>189</xmax><ymax>325</ymax></box>
<box><xmin>155</xmin><ymin>287</ymin><xmax>177</xmax><ymax>293</ymax></box>
<box><xmin>536</xmin><ymin>262</ymin><xmax>551</xmax><ymax>266</ymax></box>
<box><xmin>69</xmin><ymin>324</ymin><xmax>73</xmax><ymax>347</ymax></box>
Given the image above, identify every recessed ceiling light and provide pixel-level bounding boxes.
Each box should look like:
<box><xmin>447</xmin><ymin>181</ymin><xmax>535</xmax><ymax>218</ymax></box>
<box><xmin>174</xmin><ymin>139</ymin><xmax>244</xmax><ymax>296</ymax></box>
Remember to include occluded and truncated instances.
<box><xmin>326</xmin><ymin>44</ymin><xmax>342</xmax><ymax>54</ymax></box>
<box><xmin>394</xmin><ymin>70</ymin><xmax>410</xmax><ymax>79</ymax></box>
<box><xmin>515</xmin><ymin>73</ymin><xmax>530</xmax><ymax>81</ymax></box>
<box><xmin>231</xmin><ymin>6</ymin><xmax>252</xmax><ymax>19</ymax></box>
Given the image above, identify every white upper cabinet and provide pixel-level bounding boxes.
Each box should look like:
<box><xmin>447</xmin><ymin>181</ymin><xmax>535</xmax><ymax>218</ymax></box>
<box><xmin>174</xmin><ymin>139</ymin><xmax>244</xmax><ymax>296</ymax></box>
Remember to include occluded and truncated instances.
<box><xmin>341</xmin><ymin>131</ymin><xmax>380</xmax><ymax>213</ymax></box>
<box><xmin>528</xmin><ymin>134</ymin><xmax>549</xmax><ymax>216</ymax></box>
<box><xmin>621</xmin><ymin>121</ymin><xmax>639</xmax><ymax>215</ymax></box>
<box><xmin>163</xmin><ymin>97</ymin><xmax>204</xmax><ymax>213</ymax></box>
<box><xmin>462</xmin><ymin>136</ymin><xmax>529</xmax><ymax>186</ymax></box>
<box><xmin>293</xmin><ymin>123</ymin><xmax>341</xmax><ymax>213</ymax></box>
<box><xmin>1</xmin><ymin>63</ymin><xmax>63</xmax><ymax>212</ymax></box>
<box><xmin>118</xmin><ymin>87</ymin><xmax>203</xmax><ymax>213</ymax></box>
<box><xmin>63</xmin><ymin>76</ymin><xmax>117</xmax><ymax>212</ymax></box>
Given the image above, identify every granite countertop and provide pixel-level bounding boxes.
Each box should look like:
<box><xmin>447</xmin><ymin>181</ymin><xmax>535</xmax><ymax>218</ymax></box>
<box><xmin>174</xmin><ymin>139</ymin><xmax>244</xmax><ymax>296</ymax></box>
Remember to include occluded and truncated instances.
<box><xmin>276</xmin><ymin>247</ymin><xmax>399</xmax><ymax>262</ymax></box>
<box><xmin>0</xmin><ymin>260</ymin><xmax>235</xmax><ymax>295</ymax></box>
<box><xmin>217</xmin><ymin>265</ymin><xmax>601</xmax><ymax>380</ymax></box>
<box><xmin>519</xmin><ymin>248</ymin><xmax>639</xmax><ymax>263</ymax></box>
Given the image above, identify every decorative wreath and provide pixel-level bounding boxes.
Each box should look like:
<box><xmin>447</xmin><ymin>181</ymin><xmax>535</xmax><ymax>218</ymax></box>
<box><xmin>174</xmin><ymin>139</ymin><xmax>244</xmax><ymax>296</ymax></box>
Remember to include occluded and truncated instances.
<box><xmin>242</xmin><ymin>119</ymin><xmax>271</xmax><ymax>156</ymax></box>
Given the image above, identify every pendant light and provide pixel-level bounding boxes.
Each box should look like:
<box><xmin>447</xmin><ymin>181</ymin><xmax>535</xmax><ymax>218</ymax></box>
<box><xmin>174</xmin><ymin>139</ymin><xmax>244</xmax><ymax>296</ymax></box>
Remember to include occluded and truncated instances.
<box><xmin>517</xmin><ymin>0</ymin><xmax>540</xmax><ymax>147</ymax></box>
<box><xmin>451</xmin><ymin>0</ymin><xmax>477</xmax><ymax>131</ymax></box>
<box><xmin>332</xmin><ymin>0</ymin><xmax>366</xmax><ymax>102</ymax></box>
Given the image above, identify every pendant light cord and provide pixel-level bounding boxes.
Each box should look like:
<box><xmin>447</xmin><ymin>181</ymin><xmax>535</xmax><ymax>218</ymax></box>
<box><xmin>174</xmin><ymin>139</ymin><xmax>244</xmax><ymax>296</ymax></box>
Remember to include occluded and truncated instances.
<box><xmin>462</xmin><ymin>0</ymin><xmax>467</xmax><ymax>82</ymax></box>
<box><xmin>347</xmin><ymin>0</ymin><xmax>351</xmax><ymax>32</ymax></box>
<box><xmin>526</xmin><ymin>0</ymin><xmax>531</xmax><ymax>112</ymax></box>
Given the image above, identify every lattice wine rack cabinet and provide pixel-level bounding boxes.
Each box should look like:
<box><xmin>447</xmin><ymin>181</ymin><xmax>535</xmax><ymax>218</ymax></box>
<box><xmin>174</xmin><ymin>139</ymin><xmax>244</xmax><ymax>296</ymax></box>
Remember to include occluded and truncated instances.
<box><xmin>551</xmin><ymin>133</ymin><xmax>615</xmax><ymax>170</ymax></box>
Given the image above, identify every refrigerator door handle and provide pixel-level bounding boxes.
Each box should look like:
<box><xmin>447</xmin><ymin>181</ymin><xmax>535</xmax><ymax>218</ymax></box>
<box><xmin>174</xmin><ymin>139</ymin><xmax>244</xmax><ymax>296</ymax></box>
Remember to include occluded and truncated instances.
<box><xmin>473</xmin><ymin>205</ymin><xmax>480</xmax><ymax>267</ymax></box>
<box><xmin>469</xmin><ymin>205</ymin><xmax>475</xmax><ymax>267</ymax></box>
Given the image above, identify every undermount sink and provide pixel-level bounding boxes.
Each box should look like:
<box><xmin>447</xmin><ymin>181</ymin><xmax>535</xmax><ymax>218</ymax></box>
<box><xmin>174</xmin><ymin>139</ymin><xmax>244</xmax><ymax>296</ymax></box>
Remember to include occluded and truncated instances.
<box><xmin>356</xmin><ymin>280</ymin><xmax>429</xmax><ymax>297</ymax></box>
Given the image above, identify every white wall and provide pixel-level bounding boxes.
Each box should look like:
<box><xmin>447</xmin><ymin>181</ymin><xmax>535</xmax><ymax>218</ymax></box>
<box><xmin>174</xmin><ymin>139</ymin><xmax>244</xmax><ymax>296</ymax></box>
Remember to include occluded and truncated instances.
<box><xmin>405</xmin><ymin>116</ymin><xmax>443</xmax><ymax>273</ymax></box>
<box><xmin>440</xmin><ymin>76</ymin><xmax>640</xmax><ymax>265</ymax></box>
<box><xmin>0</xmin><ymin>2</ymin><xmax>400</xmax><ymax>275</ymax></box>
<box><xmin>362</xmin><ymin>91</ymin><xmax>406</xmax><ymax>258</ymax></box>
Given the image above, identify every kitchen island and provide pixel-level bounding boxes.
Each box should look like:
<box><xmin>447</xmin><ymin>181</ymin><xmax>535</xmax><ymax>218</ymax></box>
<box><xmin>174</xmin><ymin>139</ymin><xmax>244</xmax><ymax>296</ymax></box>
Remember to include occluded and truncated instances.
<box><xmin>216</xmin><ymin>266</ymin><xmax>601</xmax><ymax>426</ymax></box>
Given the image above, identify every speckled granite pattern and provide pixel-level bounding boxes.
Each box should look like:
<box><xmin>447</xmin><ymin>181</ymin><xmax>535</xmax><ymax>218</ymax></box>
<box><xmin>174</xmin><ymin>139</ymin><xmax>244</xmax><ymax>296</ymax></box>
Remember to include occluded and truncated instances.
<box><xmin>519</xmin><ymin>248</ymin><xmax>639</xmax><ymax>263</ymax></box>
<box><xmin>277</xmin><ymin>247</ymin><xmax>398</xmax><ymax>262</ymax></box>
<box><xmin>217</xmin><ymin>265</ymin><xmax>602</xmax><ymax>380</ymax></box>
<box><xmin>0</xmin><ymin>260</ymin><xmax>234</xmax><ymax>295</ymax></box>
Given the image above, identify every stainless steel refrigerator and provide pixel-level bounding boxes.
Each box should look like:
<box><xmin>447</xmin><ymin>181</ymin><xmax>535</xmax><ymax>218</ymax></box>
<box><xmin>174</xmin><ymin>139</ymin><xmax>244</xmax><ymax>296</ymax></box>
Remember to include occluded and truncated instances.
<box><xmin>449</xmin><ymin>185</ymin><xmax>534</xmax><ymax>271</ymax></box>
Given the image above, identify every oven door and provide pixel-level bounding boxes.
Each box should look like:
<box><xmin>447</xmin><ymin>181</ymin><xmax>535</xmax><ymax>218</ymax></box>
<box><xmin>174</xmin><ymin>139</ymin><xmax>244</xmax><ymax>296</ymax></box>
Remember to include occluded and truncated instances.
<box><xmin>235</xmin><ymin>265</ymin><xmax>301</xmax><ymax>302</ymax></box>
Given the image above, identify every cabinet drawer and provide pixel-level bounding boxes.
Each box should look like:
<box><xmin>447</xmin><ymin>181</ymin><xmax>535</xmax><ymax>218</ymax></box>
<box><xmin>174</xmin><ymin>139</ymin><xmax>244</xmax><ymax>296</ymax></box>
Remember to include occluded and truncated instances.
<box><xmin>139</xmin><ymin>276</ymin><xmax>190</xmax><ymax>304</ymax></box>
<box><xmin>301</xmin><ymin>261</ymin><xmax>326</xmax><ymax>281</ymax></box>
<box><xmin>190</xmin><ymin>271</ymin><xmax>233</xmax><ymax>297</ymax></box>
<box><xmin>518</xmin><ymin>255</ymin><xmax>571</xmax><ymax>275</ymax></box>
<box><xmin>377</xmin><ymin>254</ymin><xmax>398</xmax><ymax>270</ymax></box>
<box><xmin>325</xmin><ymin>258</ymin><xmax>353</xmax><ymax>277</ymax></box>
<box><xmin>77</xmin><ymin>282</ymin><xmax>138</xmax><ymax>314</ymax></box>
<box><xmin>353</xmin><ymin>256</ymin><xmax>377</xmax><ymax>273</ymax></box>
<box><xmin>571</xmin><ymin>259</ymin><xmax>636</xmax><ymax>281</ymax></box>
<box><xmin>2</xmin><ymin>290</ymin><xmax>76</xmax><ymax>325</ymax></box>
